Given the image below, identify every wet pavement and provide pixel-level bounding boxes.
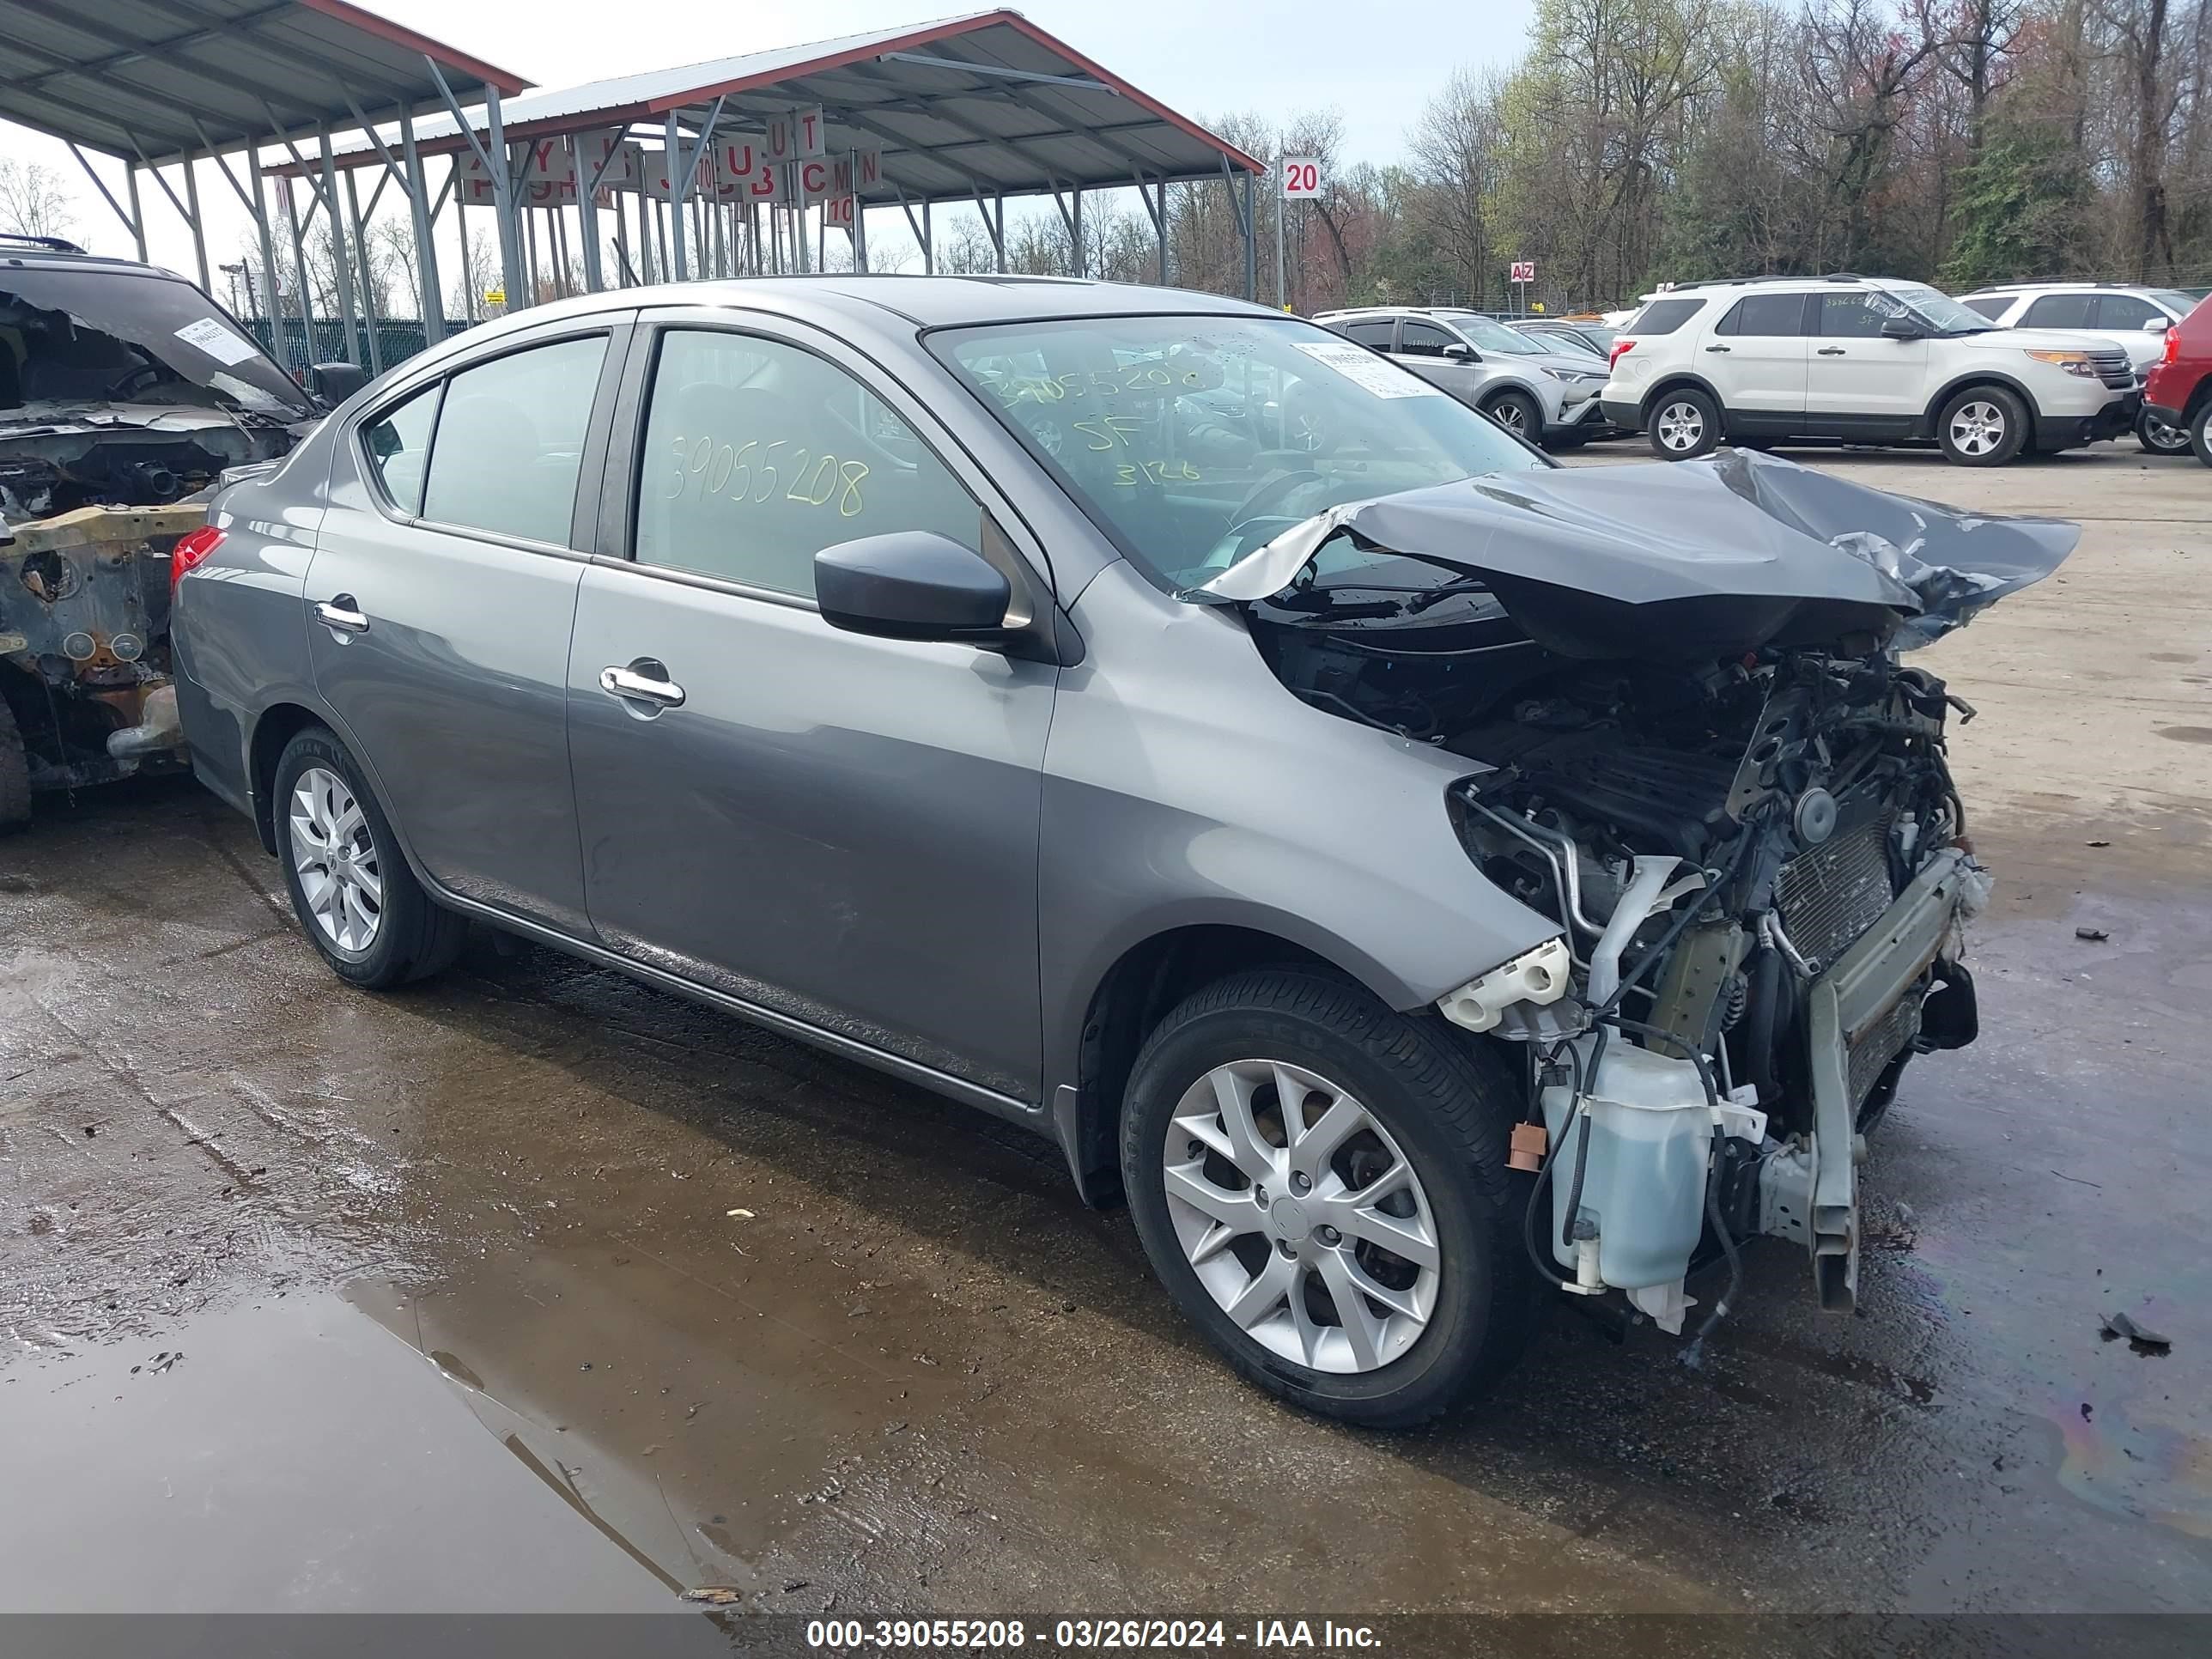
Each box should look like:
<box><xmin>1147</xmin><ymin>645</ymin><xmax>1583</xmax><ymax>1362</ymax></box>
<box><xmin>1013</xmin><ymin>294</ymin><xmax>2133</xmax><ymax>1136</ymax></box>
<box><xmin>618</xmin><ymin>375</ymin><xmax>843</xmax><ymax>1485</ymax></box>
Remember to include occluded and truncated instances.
<box><xmin>2</xmin><ymin>447</ymin><xmax>2208</xmax><ymax>1617</ymax></box>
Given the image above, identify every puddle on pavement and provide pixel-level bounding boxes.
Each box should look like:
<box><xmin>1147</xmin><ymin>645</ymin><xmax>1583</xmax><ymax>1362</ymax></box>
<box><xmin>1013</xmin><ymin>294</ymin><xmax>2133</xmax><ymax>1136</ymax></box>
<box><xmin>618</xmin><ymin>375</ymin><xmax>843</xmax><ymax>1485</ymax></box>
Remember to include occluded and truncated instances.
<box><xmin>0</xmin><ymin>1292</ymin><xmax>682</xmax><ymax>1612</ymax></box>
<box><xmin>349</xmin><ymin>1232</ymin><xmax>966</xmax><ymax>1584</ymax></box>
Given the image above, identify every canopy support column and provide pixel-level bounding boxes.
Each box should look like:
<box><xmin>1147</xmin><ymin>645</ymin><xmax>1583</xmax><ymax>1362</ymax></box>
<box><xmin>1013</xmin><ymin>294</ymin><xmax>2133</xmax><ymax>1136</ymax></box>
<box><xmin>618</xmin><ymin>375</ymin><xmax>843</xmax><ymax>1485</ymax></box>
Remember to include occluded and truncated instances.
<box><xmin>398</xmin><ymin>107</ymin><xmax>448</xmax><ymax>340</ymax></box>
<box><xmin>317</xmin><ymin>128</ymin><xmax>363</xmax><ymax>365</ymax></box>
<box><xmin>344</xmin><ymin>166</ymin><xmax>384</xmax><ymax>373</ymax></box>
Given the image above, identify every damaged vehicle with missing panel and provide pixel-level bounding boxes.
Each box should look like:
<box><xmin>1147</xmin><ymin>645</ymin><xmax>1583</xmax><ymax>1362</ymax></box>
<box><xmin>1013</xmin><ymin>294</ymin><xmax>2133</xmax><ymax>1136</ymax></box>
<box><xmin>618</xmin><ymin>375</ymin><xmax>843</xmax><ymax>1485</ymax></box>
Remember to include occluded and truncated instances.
<box><xmin>0</xmin><ymin>234</ymin><xmax>325</xmax><ymax>830</ymax></box>
<box><xmin>170</xmin><ymin>282</ymin><xmax>2073</xmax><ymax>1425</ymax></box>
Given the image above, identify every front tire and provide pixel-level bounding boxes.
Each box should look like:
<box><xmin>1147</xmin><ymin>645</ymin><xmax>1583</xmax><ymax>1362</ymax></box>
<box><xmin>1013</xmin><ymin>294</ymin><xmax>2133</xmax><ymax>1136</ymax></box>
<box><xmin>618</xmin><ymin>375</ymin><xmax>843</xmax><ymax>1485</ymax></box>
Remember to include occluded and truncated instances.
<box><xmin>1936</xmin><ymin>386</ymin><xmax>2029</xmax><ymax>465</ymax></box>
<box><xmin>2137</xmin><ymin>405</ymin><xmax>2192</xmax><ymax>456</ymax></box>
<box><xmin>1481</xmin><ymin>388</ymin><xmax>1542</xmax><ymax>444</ymax></box>
<box><xmin>272</xmin><ymin>726</ymin><xmax>465</xmax><ymax>989</ymax></box>
<box><xmin>1646</xmin><ymin>388</ymin><xmax>1721</xmax><ymax>459</ymax></box>
<box><xmin>1121</xmin><ymin>969</ymin><xmax>1539</xmax><ymax>1427</ymax></box>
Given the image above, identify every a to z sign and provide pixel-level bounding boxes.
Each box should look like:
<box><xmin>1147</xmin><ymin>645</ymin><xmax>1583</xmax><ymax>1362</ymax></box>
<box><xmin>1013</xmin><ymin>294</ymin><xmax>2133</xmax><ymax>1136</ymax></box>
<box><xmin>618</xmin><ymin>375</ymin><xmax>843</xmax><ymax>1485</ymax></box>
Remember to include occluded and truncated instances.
<box><xmin>1509</xmin><ymin>260</ymin><xmax>1536</xmax><ymax>284</ymax></box>
<box><xmin>1280</xmin><ymin>157</ymin><xmax>1322</xmax><ymax>198</ymax></box>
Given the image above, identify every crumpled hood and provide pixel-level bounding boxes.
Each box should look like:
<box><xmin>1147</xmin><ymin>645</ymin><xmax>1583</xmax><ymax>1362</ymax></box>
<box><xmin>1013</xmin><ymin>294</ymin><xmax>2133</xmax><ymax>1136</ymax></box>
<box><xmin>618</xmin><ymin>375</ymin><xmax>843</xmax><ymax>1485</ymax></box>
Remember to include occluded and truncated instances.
<box><xmin>1193</xmin><ymin>449</ymin><xmax>2078</xmax><ymax>657</ymax></box>
<box><xmin>1</xmin><ymin>400</ymin><xmax>253</xmax><ymax>440</ymax></box>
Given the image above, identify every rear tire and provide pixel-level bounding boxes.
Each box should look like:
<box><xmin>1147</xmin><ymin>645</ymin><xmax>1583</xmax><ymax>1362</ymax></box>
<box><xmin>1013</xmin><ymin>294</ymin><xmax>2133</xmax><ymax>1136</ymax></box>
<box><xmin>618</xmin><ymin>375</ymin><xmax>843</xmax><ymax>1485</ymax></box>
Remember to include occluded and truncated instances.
<box><xmin>272</xmin><ymin>726</ymin><xmax>465</xmax><ymax>989</ymax></box>
<box><xmin>1481</xmin><ymin>388</ymin><xmax>1543</xmax><ymax>444</ymax></box>
<box><xmin>1646</xmin><ymin>387</ymin><xmax>1721</xmax><ymax>459</ymax></box>
<box><xmin>2136</xmin><ymin>405</ymin><xmax>2192</xmax><ymax>456</ymax></box>
<box><xmin>1936</xmin><ymin>386</ymin><xmax>2028</xmax><ymax>466</ymax></box>
<box><xmin>1121</xmin><ymin>969</ymin><xmax>1540</xmax><ymax>1428</ymax></box>
<box><xmin>2191</xmin><ymin>400</ymin><xmax>2212</xmax><ymax>468</ymax></box>
<box><xmin>0</xmin><ymin>696</ymin><xmax>29</xmax><ymax>835</ymax></box>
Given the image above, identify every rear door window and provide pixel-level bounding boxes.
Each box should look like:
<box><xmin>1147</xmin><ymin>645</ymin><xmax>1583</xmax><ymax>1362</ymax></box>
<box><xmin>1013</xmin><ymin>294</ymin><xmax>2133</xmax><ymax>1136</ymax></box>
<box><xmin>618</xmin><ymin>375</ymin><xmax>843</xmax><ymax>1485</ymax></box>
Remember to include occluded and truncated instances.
<box><xmin>1336</xmin><ymin>319</ymin><xmax>1396</xmax><ymax>349</ymax></box>
<box><xmin>2021</xmin><ymin>294</ymin><xmax>2095</xmax><ymax>330</ymax></box>
<box><xmin>1717</xmin><ymin>294</ymin><xmax>1812</xmax><ymax>336</ymax></box>
<box><xmin>421</xmin><ymin>335</ymin><xmax>609</xmax><ymax>545</ymax></box>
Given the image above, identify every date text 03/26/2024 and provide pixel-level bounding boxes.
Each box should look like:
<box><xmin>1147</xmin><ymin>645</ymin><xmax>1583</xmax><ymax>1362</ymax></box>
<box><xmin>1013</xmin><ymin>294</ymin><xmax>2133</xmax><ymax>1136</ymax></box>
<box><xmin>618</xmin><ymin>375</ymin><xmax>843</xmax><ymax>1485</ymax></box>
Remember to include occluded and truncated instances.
<box><xmin>804</xmin><ymin>1619</ymin><xmax>1383</xmax><ymax>1650</ymax></box>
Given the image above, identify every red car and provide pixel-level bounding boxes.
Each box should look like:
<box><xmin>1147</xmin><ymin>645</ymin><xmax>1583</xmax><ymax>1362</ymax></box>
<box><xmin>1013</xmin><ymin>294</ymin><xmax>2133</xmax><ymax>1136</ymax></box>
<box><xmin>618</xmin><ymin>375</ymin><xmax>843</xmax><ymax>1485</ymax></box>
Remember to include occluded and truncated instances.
<box><xmin>2144</xmin><ymin>292</ymin><xmax>2212</xmax><ymax>464</ymax></box>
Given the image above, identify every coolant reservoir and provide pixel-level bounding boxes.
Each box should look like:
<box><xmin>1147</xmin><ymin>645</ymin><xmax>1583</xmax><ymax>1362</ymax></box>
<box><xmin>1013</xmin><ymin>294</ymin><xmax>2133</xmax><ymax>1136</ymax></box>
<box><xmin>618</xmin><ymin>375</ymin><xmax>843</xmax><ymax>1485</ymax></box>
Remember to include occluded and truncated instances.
<box><xmin>1539</xmin><ymin>1037</ymin><xmax>1712</xmax><ymax>1291</ymax></box>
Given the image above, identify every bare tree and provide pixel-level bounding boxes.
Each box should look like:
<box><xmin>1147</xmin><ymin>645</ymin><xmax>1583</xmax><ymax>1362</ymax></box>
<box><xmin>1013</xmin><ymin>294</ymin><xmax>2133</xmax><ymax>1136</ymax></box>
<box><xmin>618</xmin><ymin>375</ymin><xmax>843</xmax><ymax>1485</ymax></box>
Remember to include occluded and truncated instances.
<box><xmin>0</xmin><ymin>156</ymin><xmax>80</xmax><ymax>241</ymax></box>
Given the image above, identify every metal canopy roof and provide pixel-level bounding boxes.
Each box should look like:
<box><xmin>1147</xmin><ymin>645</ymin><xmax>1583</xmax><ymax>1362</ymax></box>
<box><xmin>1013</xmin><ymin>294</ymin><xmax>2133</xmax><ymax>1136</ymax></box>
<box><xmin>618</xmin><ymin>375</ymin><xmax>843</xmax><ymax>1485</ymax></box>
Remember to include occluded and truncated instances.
<box><xmin>320</xmin><ymin>10</ymin><xmax>1266</xmax><ymax>201</ymax></box>
<box><xmin>0</xmin><ymin>0</ymin><xmax>530</xmax><ymax>164</ymax></box>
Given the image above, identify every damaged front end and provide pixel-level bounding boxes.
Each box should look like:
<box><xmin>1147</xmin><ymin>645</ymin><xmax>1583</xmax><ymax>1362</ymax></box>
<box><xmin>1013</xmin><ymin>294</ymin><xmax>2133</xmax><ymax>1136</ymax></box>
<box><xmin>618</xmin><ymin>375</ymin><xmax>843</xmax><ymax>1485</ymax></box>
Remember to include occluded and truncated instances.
<box><xmin>1</xmin><ymin>503</ymin><xmax>203</xmax><ymax>793</ymax></box>
<box><xmin>0</xmin><ymin>262</ymin><xmax>317</xmax><ymax>822</ymax></box>
<box><xmin>1199</xmin><ymin>449</ymin><xmax>2072</xmax><ymax>1333</ymax></box>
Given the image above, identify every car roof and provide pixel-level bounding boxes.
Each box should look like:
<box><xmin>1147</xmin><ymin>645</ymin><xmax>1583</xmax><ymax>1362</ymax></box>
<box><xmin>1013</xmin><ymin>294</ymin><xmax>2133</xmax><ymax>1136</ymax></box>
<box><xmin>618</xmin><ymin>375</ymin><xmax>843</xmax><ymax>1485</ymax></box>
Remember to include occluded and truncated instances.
<box><xmin>1652</xmin><ymin>274</ymin><xmax>1903</xmax><ymax>298</ymax></box>
<box><xmin>0</xmin><ymin>242</ymin><xmax>195</xmax><ymax>283</ymax></box>
<box><xmin>1959</xmin><ymin>281</ymin><xmax>2162</xmax><ymax>296</ymax></box>
<box><xmin>1313</xmin><ymin>305</ymin><xmax>1476</xmax><ymax>319</ymax></box>
<box><xmin>518</xmin><ymin>275</ymin><xmax>1278</xmax><ymax>333</ymax></box>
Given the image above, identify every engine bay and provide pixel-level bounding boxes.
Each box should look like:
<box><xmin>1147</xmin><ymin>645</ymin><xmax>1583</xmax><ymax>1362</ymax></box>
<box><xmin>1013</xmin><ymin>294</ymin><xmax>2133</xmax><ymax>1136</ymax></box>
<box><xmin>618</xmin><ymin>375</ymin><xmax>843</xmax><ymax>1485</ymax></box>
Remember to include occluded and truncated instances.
<box><xmin>1209</xmin><ymin>454</ymin><xmax>2068</xmax><ymax>1336</ymax></box>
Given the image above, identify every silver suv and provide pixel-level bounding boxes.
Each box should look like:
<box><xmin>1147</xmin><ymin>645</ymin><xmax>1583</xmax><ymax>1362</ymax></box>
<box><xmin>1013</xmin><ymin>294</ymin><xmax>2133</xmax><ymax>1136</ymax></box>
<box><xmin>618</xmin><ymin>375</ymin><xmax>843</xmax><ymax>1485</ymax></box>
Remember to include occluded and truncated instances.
<box><xmin>1314</xmin><ymin>307</ymin><xmax>1611</xmax><ymax>447</ymax></box>
<box><xmin>173</xmin><ymin>278</ymin><xmax>2062</xmax><ymax>1425</ymax></box>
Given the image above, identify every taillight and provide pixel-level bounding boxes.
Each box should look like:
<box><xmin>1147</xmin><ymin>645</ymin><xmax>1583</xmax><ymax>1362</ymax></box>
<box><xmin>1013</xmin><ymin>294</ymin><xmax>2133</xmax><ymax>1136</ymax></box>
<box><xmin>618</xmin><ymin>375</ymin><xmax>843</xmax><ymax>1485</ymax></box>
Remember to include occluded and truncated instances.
<box><xmin>170</xmin><ymin>525</ymin><xmax>226</xmax><ymax>593</ymax></box>
<box><xmin>1608</xmin><ymin>338</ymin><xmax>1635</xmax><ymax>368</ymax></box>
<box><xmin>2165</xmin><ymin>327</ymin><xmax>2181</xmax><ymax>366</ymax></box>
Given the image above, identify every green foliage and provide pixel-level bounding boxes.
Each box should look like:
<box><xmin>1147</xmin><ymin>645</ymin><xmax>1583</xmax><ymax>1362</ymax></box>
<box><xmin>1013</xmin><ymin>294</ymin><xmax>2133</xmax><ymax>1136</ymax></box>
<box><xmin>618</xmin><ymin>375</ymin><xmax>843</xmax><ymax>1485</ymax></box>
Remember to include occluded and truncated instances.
<box><xmin>1942</xmin><ymin>108</ymin><xmax>2092</xmax><ymax>289</ymax></box>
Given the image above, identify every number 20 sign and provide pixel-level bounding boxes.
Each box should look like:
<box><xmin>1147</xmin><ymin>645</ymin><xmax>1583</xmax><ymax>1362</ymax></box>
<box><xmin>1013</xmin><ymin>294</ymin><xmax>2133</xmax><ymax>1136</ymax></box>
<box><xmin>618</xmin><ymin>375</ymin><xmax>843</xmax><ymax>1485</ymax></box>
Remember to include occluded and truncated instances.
<box><xmin>1281</xmin><ymin>157</ymin><xmax>1322</xmax><ymax>198</ymax></box>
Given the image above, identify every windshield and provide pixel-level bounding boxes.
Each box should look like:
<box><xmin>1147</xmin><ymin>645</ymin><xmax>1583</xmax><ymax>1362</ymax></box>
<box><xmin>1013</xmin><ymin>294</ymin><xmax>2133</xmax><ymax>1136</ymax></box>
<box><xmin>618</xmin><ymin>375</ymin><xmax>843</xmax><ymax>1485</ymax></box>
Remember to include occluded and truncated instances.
<box><xmin>2148</xmin><ymin>289</ymin><xmax>2196</xmax><ymax>315</ymax></box>
<box><xmin>1438</xmin><ymin>313</ymin><xmax>1544</xmax><ymax>355</ymax></box>
<box><xmin>934</xmin><ymin>313</ymin><xmax>1545</xmax><ymax>590</ymax></box>
<box><xmin>1889</xmin><ymin>284</ymin><xmax>1997</xmax><ymax>336</ymax></box>
<box><xmin>0</xmin><ymin>267</ymin><xmax>313</xmax><ymax>419</ymax></box>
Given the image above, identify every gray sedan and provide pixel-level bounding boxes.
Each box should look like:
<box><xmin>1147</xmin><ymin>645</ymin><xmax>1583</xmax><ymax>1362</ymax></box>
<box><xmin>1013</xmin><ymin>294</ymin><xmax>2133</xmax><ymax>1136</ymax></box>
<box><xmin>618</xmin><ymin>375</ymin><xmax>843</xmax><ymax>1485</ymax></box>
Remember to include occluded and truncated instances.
<box><xmin>173</xmin><ymin>278</ymin><xmax>2039</xmax><ymax>1425</ymax></box>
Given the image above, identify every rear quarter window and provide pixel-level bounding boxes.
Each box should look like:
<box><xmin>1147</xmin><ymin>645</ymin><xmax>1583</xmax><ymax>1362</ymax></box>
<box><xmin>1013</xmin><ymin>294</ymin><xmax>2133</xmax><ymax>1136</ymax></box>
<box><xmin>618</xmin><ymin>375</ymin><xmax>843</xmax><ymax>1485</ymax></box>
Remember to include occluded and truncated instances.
<box><xmin>1625</xmin><ymin>297</ymin><xmax>1705</xmax><ymax>336</ymax></box>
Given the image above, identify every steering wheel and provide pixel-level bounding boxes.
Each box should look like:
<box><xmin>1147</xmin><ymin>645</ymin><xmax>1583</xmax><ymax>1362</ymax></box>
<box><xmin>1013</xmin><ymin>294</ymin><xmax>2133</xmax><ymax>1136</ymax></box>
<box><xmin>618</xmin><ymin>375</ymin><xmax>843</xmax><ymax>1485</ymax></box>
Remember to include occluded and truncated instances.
<box><xmin>106</xmin><ymin>362</ymin><xmax>166</xmax><ymax>398</ymax></box>
<box><xmin>1184</xmin><ymin>468</ymin><xmax>1326</xmax><ymax>577</ymax></box>
<box><xmin>1225</xmin><ymin>466</ymin><xmax>1323</xmax><ymax>534</ymax></box>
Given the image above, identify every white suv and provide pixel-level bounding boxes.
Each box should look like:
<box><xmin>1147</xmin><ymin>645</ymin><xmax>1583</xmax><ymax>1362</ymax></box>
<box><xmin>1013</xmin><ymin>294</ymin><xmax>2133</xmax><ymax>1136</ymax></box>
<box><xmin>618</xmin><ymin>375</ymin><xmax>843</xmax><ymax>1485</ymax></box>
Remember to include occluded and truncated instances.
<box><xmin>1599</xmin><ymin>275</ymin><xmax>2142</xmax><ymax>466</ymax></box>
<box><xmin>1955</xmin><ymin>283</ymin><xmax>2197</xmax><ymax>453</ymax></box>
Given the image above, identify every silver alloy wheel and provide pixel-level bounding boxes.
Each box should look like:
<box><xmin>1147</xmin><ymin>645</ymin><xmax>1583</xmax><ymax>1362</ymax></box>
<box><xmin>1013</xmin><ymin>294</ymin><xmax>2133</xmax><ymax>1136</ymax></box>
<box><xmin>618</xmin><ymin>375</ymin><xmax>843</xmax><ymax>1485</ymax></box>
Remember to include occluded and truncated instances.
<box><xmin>1948</xmin><ymin>398</ymin><xmax>2008</xmax><ymax>458</ymax></box>
<box><xmin>1489</xmin><ymin>398</ymin><xmax>1529</xmax><ymax>434</ymax></box>
<box><xmin>2143</xmin><ymin>411</ymin><xmax>2188</xmax><ymax>452</ymax></box>
<box><xmin>1655</xmin><ymin>400</ymin><xmax>1705</xmax><ymax>452</ymax></box>
<box><xmin>1163</xmin><ymin>1058</ymin><xmax>1441</xmax><ymax>1374</ymax></box>
<box><xmin>289</xmin><ymin>766</ymin><xmax>383</xmax><ymax>954</ymax></box>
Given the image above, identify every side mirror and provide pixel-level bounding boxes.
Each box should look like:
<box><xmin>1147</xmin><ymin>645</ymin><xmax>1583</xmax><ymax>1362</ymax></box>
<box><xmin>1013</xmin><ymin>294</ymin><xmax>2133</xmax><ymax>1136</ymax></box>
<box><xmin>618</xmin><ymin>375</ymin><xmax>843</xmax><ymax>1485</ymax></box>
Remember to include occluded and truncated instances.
<box><xmin>308</xmin><ymin>360</ymin><xmax>369</xmax><ymax>402</ymax></box>
<box><xmin>1443</xmin><ymin>342</ymin><xmax>1480</xmax><ymax>362</ymax></box>
<box><xmin>2145</xmin><ymin>317</ymin><xmax>2172</xmax><ymax>333</ymax></box>
<box><xmin>814</xmin><ymin>531</ymin><xmax>1012</xmax><ymax>645</ymax></box>
<box><xmin>1879</xmin><ymin>316</ymin><xmax>1925</xmax><ymax>342</ymax></box>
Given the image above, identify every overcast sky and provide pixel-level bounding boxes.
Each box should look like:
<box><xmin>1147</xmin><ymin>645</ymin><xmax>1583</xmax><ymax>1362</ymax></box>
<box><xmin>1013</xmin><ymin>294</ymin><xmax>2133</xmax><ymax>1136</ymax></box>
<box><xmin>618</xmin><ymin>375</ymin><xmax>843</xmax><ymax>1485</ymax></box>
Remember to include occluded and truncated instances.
<box><xmin>2</xmin><ymin>0</ymin><xmax>1533</xmax><ymax>281</ymax></box>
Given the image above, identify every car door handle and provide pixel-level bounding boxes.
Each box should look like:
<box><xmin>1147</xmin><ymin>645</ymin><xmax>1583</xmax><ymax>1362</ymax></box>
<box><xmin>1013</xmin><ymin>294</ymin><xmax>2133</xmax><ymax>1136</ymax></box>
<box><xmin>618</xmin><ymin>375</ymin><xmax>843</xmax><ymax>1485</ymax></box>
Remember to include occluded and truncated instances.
<box><xmin>313</xmin><ymin>596</ymin><xmax>369</xmax><ymax>635</ymax></box>
<box><xmin>1704</xmin><ymin>344</ymin><xmax>1730</xmax><ymax>353</ymax></box>
<box><xmin>599</xmin><ymin>662</ymin><xmax>685</xmax><ymax>709</ymax></box>
<box><xmin>1817</xmin><ymin>347</ymin><xmax>1847</xmax><ymax>356</ymax></box>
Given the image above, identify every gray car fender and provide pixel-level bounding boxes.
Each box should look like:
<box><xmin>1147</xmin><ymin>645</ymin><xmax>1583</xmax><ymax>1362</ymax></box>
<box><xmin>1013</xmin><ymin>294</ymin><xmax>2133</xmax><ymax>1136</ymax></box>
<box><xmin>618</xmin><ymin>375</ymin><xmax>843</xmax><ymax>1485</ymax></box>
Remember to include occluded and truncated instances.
<box><xmin>1036</xmin><ymin>560</ymin><xmax>1563</xmax><ymax>1095</ymax></box>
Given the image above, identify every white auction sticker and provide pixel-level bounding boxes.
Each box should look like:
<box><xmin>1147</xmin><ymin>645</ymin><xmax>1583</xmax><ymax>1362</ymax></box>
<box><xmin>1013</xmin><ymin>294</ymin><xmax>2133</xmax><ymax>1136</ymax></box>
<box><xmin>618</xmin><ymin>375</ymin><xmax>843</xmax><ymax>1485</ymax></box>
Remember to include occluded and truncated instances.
<box><xmin>1293</xmin><ymin>339</ymin><xmax>1443</xmax><ymax>398</ymax></box>
<box><xmin>173</xmin><ymin>316</ymin><xmax>261</xmax><ymax>367</ymax></box>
